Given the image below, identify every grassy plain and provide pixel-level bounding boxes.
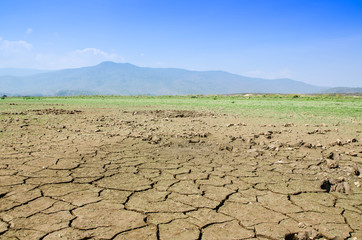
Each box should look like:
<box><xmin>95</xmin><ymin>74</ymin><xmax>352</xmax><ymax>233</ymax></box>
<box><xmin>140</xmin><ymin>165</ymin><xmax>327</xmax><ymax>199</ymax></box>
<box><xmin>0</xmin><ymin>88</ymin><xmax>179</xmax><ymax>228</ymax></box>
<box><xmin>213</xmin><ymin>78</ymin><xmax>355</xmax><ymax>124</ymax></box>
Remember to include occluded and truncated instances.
<box><xmin>1</xmin><ymin>94</ymin><xmax>361</xmax><ymax>124</ymax></box>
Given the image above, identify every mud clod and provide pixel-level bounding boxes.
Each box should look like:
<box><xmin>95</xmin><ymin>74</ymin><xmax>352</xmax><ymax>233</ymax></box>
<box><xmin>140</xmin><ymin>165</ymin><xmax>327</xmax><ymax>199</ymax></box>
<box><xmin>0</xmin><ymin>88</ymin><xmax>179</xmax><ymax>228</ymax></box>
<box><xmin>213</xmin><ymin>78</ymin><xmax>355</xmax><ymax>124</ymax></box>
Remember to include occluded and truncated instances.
<box><xmin>285</xmin><ymin>230</ymin><xmax>320</xmax><ymax>240</ymax></box>
<box><xmin>31</xmin><ymin>108</ymin><xmax>82</xmax><ymax>115</ymax></box>
<box><xmin>321</xmin><ymin>178</ymin><xmax>352</xmax><ymax>194</ymax></box>
<box><xmin>353</xmin><ymin>165</ymin><xmax>361</xmax><ymax>176</ymax></box>
<box><xmin>326</xmin><ymin>160</ymin><xmax>339</xmax><ymax>169</ymax></box>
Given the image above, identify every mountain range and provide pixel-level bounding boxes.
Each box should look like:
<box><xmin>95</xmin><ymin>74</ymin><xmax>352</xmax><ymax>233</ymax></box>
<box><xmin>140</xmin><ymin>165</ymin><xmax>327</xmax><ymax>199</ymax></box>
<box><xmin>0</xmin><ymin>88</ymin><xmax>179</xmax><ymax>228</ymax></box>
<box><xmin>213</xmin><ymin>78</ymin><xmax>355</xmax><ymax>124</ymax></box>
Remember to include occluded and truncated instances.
<box><xmin>0</xmin><ymin>62</ymin><xmax>360</xmax><ymax>96</ymax></box>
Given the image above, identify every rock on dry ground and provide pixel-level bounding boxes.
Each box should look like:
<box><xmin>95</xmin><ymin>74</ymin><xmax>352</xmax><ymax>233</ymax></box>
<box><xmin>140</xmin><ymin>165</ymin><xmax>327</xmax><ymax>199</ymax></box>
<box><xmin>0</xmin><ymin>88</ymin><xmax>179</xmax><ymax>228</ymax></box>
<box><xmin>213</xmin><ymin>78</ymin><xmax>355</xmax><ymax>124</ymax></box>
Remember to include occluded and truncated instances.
<box><xmin>0</xmin><ymin>106</ymin><xmax>361</xmax><ymax>240</ymax></box>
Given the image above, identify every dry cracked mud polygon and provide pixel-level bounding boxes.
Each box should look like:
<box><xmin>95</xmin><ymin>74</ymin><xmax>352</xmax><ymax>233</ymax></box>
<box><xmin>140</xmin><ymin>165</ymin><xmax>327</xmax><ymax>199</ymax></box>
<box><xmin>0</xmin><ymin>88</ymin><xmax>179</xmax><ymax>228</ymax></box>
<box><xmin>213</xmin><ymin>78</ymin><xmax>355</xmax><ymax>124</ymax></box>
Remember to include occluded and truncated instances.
<box><xmin>0</xmin><ymin>106</ymin><xmax>361</xmax><ymax>239</ymax></box>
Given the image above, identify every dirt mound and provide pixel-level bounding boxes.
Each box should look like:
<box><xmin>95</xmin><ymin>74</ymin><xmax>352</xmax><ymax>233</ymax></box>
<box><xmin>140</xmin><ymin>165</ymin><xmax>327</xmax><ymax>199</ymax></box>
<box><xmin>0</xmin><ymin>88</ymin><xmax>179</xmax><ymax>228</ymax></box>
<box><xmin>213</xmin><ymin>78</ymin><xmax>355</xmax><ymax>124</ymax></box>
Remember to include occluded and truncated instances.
<box><xmin>0</xmin><ymin>111</ymin><xmax>26</xmax><ymax>115</ymax></box>
<box><xmin>31</xmin><ymin>108</ymin><xmax>82</xmax><ymax>115</ymax></box>
<box><xmin>128</xmin><ymin>109</ymin><xmax>214</xmax><ymax>118</ymax></box>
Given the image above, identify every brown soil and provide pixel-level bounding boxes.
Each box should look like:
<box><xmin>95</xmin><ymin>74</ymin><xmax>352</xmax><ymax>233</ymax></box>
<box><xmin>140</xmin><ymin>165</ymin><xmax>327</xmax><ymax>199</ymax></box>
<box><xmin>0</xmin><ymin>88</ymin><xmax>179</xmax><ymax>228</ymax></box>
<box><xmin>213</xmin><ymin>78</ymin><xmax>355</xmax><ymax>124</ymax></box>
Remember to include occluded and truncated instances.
<box><xmin>0</xmin><ymin>107</ymin><xmax>361</xmax><ymax>240</ymax></box>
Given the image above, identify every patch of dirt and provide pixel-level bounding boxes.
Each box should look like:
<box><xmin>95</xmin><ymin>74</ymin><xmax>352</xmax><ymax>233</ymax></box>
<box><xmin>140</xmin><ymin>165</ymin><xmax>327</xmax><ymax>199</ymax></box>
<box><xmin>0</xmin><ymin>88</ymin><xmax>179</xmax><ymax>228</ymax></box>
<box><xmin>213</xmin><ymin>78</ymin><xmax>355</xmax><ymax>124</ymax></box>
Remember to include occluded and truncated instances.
<box><xmin>0</xmin><ymin>106</ymin><xmax>361</xmax><ymax>240</ymax></box>
<box><xmin>0</xmin><ymin>111</ymin><xmax>27</xmax><ymax>115</ymax></box>
<box><xmin>127</xmin><ymin>109</ymin><xmax>215</xmax><ymax>118</ymax></box>
<box><xmin>31</xmin><ymin>108</ymin><xmax>82</xmax><ymax>115</ymax></box>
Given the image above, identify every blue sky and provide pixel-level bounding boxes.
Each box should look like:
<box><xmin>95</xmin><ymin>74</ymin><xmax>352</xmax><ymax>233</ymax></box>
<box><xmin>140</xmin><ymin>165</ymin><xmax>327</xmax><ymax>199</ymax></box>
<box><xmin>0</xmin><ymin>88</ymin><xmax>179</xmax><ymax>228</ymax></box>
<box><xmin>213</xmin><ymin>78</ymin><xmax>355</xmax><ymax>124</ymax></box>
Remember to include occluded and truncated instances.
<box><xmin>0</xmin><ymin>0</ymin><xmax>361</xmax><ymax>87</ymax></box>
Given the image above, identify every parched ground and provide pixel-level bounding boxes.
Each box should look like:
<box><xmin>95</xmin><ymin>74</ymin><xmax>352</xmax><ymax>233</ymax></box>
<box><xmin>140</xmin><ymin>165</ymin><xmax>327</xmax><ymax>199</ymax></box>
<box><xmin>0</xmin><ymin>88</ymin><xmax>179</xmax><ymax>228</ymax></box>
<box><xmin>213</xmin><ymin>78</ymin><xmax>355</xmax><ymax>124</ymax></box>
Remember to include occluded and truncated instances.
<box><xmin>0</xmin><ymin>104</ymin><xmax>361</xmax><ymax>239</ymax></box>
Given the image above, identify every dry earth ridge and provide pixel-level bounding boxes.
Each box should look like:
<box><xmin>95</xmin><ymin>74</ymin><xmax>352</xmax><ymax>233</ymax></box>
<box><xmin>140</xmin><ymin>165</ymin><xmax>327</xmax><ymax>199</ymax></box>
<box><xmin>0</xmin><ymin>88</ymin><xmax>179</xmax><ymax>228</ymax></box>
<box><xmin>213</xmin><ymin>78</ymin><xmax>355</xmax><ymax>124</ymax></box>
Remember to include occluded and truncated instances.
<box><xmin>0</xmin><ymin>106</ymin><xmax>361</xmax><ymax>239</ymax></box>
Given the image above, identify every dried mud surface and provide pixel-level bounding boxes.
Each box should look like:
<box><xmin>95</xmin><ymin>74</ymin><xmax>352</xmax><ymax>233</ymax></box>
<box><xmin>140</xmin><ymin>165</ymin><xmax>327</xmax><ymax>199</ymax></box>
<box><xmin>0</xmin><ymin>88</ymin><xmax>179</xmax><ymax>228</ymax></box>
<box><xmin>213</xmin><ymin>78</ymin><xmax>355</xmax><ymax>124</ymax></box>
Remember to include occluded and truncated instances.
<box><xmin>0</xmin><ymin>106</ymin><xmax>361</xmax><ymax>240</ymax></box>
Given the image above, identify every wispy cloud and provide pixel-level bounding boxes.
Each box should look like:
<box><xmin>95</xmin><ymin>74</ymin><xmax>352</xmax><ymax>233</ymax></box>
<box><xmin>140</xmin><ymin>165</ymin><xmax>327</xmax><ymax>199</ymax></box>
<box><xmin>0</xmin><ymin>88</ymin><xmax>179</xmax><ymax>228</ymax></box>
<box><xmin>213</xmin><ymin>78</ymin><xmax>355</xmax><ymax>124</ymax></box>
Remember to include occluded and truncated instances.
<box><xmin>0</xmin><ymin>37</ymin><xmax>32</xmax><ymax>54</ymax></box>
<box><xmin>0</xmin><ymin>37</ymin><xmax>124</xmax><ymax>69</ymax></box>
<box><xmin>26</xmin><ymin>28</ymin><xmax>33</xmax><ymax>35</ymax></box>
<box><xmin>0</xmin><ymin>37</ymin><xmax>33</xmax><ymax>68</ymax></box>
<box><xmin>73</xmin><ymin>48</ymin><xmax>124</xmax><ymax>62</ymax></box>
<box><xmin>245</xmin><ymin>69</ymin><xmax>292</xmax><ymax>79</ymax></box>
<box><xmin>34</xmin><ymin>48</ymin><xmax>124</xmax><ymax>69</ymax></box>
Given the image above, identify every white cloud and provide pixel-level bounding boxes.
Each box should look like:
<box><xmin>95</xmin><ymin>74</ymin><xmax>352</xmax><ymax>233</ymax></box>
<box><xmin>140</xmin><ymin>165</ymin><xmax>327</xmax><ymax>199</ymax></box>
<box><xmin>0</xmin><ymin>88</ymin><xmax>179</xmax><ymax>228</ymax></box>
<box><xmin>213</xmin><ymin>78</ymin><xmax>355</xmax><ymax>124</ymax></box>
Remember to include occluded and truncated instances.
<box><xmin>0</xmin><ymin>37</ymin><xmax>32</xmax><ymax>54</ymax></box>
<box><xmin>0</xmin><ymin>37</ymin><xmax>34</xmax><ymax>68</ymax></box>
<box><xmin>245</xmin><ymin>69</ymin><xmax>292</xmax><ymax>79</ymax></box>
<box><xmin>0</xmin><ymin>37</ymin><xmax>124</xmax><ymax>69</ymax></box>
<box><xmin>32</xmin><ymin>48</ymin><xmax>124</xmax><ymax>69</ymax></box>
<box><xmin>58</xmin><ymin>48</ymin><xmax>124</xmax><ymax>68</ymax></box>
<box><xmin>75</xmin><ymin>48</ymin><xmax>107</xmax><ymax>55</ymax></box>
<box><xmin>73</xmin><ymin>48</ymin><xmax>124</xmax><ymax>62</ymax></box>
<box><xmin>26</xmin><ymin>28</ymin><xmax>33</xmax><ymax>35</ymax></box>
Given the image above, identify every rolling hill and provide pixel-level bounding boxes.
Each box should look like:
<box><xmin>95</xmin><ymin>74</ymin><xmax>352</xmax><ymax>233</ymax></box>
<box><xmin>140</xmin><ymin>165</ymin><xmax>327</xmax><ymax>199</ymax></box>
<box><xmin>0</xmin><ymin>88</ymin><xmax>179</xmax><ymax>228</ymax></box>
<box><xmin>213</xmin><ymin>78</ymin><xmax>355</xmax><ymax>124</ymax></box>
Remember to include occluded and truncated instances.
<box><xmin>0</xmin><ymin>61</ymin><xmax>347</xmax><ymax>96</ymax></box>
<box><xmin>322</xmin><ymin>87</ymin><xmax>362</xmax><ymax>94</ymax></box>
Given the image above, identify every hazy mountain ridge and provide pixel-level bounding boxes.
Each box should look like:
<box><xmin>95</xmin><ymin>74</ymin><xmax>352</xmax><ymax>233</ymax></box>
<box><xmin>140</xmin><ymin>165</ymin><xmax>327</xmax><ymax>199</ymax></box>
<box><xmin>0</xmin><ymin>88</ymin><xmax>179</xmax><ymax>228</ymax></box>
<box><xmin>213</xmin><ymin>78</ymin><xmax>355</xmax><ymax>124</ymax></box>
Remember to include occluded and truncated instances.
<box><xmin>0</xmin><ymin>62</ymin><xmax>358</xmax><ymax>96</ymax></box>
<box><xmin>322</xmin><ymin>87</ymin><xmax>362</xmax><ymax>94</ymax></box>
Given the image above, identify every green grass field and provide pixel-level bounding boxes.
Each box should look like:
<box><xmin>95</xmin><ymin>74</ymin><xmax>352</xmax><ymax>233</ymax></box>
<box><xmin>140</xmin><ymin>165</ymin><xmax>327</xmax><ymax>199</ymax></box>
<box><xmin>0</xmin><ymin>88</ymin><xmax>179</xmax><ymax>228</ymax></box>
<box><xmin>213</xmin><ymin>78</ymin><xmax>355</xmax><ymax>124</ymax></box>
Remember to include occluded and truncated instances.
<box><xmin>1</xmin><ymin>94</ymin><xmax>361</xmax><ymax>124</ymax></box>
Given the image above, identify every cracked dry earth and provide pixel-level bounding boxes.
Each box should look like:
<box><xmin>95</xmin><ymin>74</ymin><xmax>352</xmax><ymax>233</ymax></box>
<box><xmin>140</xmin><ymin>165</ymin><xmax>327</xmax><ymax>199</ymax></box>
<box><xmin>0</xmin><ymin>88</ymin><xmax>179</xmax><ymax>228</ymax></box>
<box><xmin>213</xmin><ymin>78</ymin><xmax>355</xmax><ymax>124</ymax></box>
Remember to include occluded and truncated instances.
<box><xmin>0</xmin><ymin>106</ymin><xmax>361</xmax><ymax>240</ymax></box>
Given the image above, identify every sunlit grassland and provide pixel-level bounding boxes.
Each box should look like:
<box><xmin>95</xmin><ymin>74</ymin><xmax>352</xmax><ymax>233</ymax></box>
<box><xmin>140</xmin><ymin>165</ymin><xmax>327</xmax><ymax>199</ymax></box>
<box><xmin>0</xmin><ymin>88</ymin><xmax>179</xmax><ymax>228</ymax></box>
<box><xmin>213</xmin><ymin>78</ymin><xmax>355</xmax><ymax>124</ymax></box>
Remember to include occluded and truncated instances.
<box><xmin>0</xmin><ymin>94</ymin><xmax>361</xmax><ymax>124</ymax></box>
